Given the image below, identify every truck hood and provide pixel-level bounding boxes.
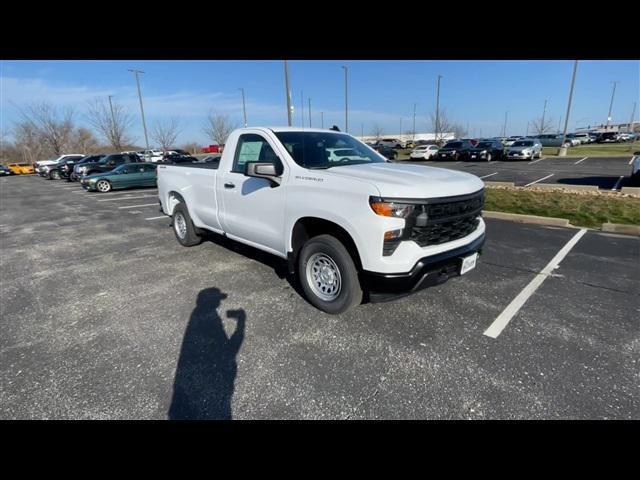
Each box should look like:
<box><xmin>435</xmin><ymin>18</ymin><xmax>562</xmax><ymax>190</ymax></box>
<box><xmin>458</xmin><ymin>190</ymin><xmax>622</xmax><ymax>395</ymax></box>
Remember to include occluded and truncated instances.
<box><xmin>325</xmin><ymin>162</ymin><xmax>484</xmax><ymax>198</ymax></box>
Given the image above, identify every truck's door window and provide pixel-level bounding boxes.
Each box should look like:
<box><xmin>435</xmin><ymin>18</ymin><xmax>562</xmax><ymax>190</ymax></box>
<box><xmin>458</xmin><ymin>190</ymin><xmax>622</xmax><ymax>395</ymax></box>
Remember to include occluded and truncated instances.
<box><xmin>232</xmin><ymin>134</ymin><xmax>279</xmax><ymax>174</ymax></box>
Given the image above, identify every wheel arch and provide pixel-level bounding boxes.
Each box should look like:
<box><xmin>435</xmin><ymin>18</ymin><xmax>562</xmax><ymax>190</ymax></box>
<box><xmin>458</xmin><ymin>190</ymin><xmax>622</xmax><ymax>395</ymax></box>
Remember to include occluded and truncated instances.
<box><xmin>166</xmin><ymin>191</ymin><xmax>186</xmax><ymax>215</ymax></box>
<box><xmin>289</xmin><ymin>217</ymin><xmax>363</xmax><ymax>274</ymax></box>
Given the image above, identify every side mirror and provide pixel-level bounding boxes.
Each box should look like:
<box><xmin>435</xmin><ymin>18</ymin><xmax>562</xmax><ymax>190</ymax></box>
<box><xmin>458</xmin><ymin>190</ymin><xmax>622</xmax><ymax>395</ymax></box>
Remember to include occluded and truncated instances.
<box><xmin>245</xmin><ymin>162</ymin><xmax>281</xmax><ymax>186</ymax></box>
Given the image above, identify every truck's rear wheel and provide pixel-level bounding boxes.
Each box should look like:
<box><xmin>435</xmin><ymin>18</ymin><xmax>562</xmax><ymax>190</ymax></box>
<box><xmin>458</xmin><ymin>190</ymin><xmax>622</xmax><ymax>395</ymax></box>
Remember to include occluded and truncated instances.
<box><xmin>298</xmin><ymin>234</ymin><xmax>362</xmax><ymax>314</ymax></box>
<box><xmin>172</xmin><ymin>203</ymin><xmax>202</xmax><ymax>247</ymax></box>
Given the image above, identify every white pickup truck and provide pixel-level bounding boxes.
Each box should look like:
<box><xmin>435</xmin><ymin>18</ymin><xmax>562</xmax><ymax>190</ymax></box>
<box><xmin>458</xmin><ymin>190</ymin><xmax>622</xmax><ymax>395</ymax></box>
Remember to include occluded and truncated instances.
<box><xmin>158</xmin><ymin>127</ymin><xmax>486</xmax><ymax>314</ymax></box>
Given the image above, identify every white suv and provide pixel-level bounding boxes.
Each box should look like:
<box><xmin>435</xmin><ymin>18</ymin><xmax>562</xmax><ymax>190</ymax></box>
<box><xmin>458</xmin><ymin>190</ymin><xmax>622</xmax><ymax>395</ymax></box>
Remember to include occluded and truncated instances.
<box><xmin>376</xmin><ymin>138</ymin><xmax>404</xmax><ymax>149</ymax></box>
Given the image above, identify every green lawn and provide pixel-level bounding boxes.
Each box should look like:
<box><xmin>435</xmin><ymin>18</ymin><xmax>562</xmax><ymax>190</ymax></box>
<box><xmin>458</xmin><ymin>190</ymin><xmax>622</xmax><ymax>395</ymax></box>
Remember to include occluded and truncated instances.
<box><xmin>484</xmin><ymin>188</ymin><xmax>640</xmax><ymax>228</ymax></box>
<box><xmin>542</xmin><ymin>142</ymin><xmax>639</xmax><ymax>157</ymax></box>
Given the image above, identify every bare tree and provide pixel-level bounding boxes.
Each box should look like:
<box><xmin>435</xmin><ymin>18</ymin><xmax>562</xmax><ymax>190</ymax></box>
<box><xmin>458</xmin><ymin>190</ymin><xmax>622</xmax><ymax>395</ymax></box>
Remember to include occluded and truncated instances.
<box><xmin>203</xmin><ymin>113</ymin><xmax>237</xmax><ymax>146</ymax></box>
<box><xmin>430</xmin><ymin>109</ymin><xmax>460</xmax><ymax>143</ymax></box>
<box><xmin>85</xmin><ymin>97</ymin><xmax>134</xmax><ymax>151</ymax></box>
<box><xmin>370</xmin><ymin>124</ymin><xmax>385</xmax><ymax>140</ymax></box>
<box><xmin>16</xmin><ymin>102</ymin><xmax>75</xmax><ymax>156</ymax></box>
<box><xmin>181</xmin><ymin>142</ymin><xmax>201</xmax><ymax>155</ymax></box>
<box><xmin>451</xmin><ymin>124</ymin><xmax>467</xmax><ymax>139</ymax></box>
<box><xmin>70</xmin><ymin>127</ymin><xmax>100</xmax><ymax>153</ymax></box>
<box><xmin>151</xmin><ymin>117</ymin><xmax>182</xmax><ymax>153</ymax></box>
<box><xmin>10</xmin><ymin>121</ymin><xmax>46</xmax><ymax>163</ymax></box>
<box><xmin>531</xmin><ymin>116</ymin><xmax>555</xmax><ymax>136</ymax></box>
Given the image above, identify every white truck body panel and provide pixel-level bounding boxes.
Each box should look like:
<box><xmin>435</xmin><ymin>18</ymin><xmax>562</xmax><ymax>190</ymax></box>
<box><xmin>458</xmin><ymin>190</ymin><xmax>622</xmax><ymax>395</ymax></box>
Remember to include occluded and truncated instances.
<box><xmin>158</xmin><ymin>127</ymin><xmax>485</xmax><ymax>275</ymax></box>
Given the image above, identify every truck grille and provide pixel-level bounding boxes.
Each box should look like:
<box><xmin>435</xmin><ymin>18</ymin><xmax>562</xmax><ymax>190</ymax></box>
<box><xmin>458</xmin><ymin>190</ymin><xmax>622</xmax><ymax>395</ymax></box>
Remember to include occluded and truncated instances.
<box><xmin>408</xmin><ymin>189</ymin><xmax>484</xmax><ymax>247</ymax></box>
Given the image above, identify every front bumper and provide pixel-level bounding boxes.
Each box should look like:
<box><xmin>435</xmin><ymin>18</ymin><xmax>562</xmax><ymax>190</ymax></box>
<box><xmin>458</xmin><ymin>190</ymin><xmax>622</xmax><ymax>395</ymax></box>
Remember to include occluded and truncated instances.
<box><xmin>360</xmin><ymin>233</ymin><xmax>485</xmax><ymax>302</ymax></box>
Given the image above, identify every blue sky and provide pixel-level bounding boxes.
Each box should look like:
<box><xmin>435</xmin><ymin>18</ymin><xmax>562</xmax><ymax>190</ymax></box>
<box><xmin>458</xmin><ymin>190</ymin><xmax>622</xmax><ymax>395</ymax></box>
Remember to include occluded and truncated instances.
<box><xmin>1</xmin><ymin>60</ymin><xmax>638</xmax><ymax>146</ymax></box>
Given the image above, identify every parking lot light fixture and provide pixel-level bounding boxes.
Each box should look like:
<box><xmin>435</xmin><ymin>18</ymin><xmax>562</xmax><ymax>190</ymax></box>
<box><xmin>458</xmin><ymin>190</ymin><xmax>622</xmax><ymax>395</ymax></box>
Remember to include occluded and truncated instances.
<box><xmin>239</xmin><ymin>88</ymin><xmax>247</xmax><ymax>127</ymax></box>
<box><xmin>558</xmin><ymin>60</ymin><xmax>579</xmax><ymax>157</ymax></box>
<box><xmin>606</xmin><ymin>81</ymin><xmax>619</xmax><ymax>127</ymax></box>
<box><xmin>127</xmin><ymin>69</ymin><xmax>150</xmax><ymax>162</ymax></box>
<box><xmin>284</xmin><ymin>60</ymin><xmax>292</xmax><ymax>126</ymax></box>
<box><xmin>342</xmin><ymin>66</ymin><xmax>349</xmax><ymax>133</ymax></box>
<box><xmin>435</xmin><ymin>75</ymin><xmax>442</xmax><ymax>144</ymax></box>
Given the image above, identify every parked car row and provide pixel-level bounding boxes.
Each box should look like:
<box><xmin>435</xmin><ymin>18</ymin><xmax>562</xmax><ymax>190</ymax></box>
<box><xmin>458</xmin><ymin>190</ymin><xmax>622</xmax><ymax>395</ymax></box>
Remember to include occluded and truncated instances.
<box><xmin>405</xmin><ymin>138</ymin><xmax>543</xmax><ymax>162</ymax></box>
<box><xmin>28</xmin><ymin>150</ymin><xmax>207</xmax><ymax>192</ymax></box>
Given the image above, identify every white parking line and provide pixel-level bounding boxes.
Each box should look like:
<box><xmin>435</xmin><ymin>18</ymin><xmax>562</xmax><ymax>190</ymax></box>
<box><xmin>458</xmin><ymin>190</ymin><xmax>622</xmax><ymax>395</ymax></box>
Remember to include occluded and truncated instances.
<box><xmin>480</xmin><ymin>172</ymin><xmax>499</xmax><ymax>179</ymax></box>
<box><xmin>574</xmin><ymin>157</ymin><xmax>588</xmax><ymax>165</ymax></box>
<box><xmin>528</xmin><ymin>158</ymin><xmax>543</xmax><ymax>164</ymax></box>
<box><xmin>484</xmin><ymin>228</ymin><xmax>587</xmax><ymax>339</ymax></box>
<box><xmin>118</xmin><ymin>203</ymin><xmax>158</xmax><ymax>209</ymax></box>
<box><xmin>524</xmin><ymin>174</ymin><xmax>554</xmax><ymax>187</ymax></box>
<box><xmin>611</xmin><ymin>176</ymin><xmax>624</xmax><ymax>191</ymax></box>
<box><xmin>145</xmin><ymin>215</ymin><xmax>168</xmax><ymax>220</ymax></box>
<box><xmin>629</xmin><ymin>156</ymin><xmax>636</xmax><ymax>165</ymax></box>
<box><xmin>97</xmin><ymin>195</ymin><xmax>158</xmax><ymax>202</ymax></box>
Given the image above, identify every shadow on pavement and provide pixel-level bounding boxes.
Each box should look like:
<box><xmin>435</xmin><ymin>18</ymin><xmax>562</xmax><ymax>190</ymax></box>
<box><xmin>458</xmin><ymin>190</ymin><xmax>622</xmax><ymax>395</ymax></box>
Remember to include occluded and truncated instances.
<box><xmin>168</xmin><ymin>287</ymin><xmax>245</xmax><ymax>420</ymax></box>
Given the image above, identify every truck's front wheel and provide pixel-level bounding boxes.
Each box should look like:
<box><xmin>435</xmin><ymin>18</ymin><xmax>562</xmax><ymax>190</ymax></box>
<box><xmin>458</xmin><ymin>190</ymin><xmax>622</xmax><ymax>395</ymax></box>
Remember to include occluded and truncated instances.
<box><xmin>298</xmin><ymin>234</ymin><xmax>362</xmax><ymax>314</ymax></box>
<box><xmin>172</xmin><ymin>203</ymin><xmax>202</xmax><ymax>247</ymax></box>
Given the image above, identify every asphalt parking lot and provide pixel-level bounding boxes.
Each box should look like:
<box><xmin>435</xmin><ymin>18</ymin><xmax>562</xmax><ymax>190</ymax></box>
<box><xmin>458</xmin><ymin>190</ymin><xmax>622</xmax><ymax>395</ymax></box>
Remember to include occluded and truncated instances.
<box><xmin>401</xmin><ymin>155</ymin><xmax>636</xmax><ymax>190</ymax></box>
<box><xmin>1</xmin><ymin>174</ymin><xmax>638</xmax><ymax>419</ymax></box>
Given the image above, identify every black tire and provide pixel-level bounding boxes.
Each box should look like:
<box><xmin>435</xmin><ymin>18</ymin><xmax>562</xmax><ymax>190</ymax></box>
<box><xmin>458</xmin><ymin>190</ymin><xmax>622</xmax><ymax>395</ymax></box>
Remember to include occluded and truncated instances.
<box><xmin>298</xmin><ymin>234</ymin><xmax>362</xmax><ymax>314</ymax></box>
<box><xmin>486</xmin><ymin>153</ymin><xmax>492</xmax><ymax>162</ymax></box>
<box><xmin>454</xmin><ymin>153</ymin><xmax>460</xmax><ymax>161</ymax></box>
<box><xmin>171</xmin><ymin>203</ymin><xmax>202</xmax><ymax>247</ymax></box>
<box><xmin>49</xmin><ymin>170</ymin><xmax>60</xmax><ymax>180</ymax></box>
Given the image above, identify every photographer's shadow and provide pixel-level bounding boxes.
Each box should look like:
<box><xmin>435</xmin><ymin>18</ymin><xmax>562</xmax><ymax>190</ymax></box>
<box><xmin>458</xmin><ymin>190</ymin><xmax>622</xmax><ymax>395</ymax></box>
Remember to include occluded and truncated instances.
<box><xmin>168</xmin><ymin>288</ymin><xmax>245</xmax><ymax>420</ymax></box>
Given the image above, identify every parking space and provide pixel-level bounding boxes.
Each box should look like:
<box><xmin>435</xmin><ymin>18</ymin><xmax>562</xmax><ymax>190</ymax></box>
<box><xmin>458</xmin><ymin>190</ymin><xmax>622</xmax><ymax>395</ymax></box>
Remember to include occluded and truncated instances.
<box><xmin>0</xmin><ymin>175</ymin><xmax>638</xmax><ymax>419</ymax></box>
<box><xmin>404</xmin><ymin>156</ymin><xmax>635</xmax><ymax>190</ymax></box>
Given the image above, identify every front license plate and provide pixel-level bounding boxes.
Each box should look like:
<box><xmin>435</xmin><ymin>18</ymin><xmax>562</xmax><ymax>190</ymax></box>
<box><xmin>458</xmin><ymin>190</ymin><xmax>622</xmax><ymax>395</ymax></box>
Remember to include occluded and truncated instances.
<box><xmin>471</xmin><ymin>155</ymin><xmax>476</xmax><ymax>158</ymax></box>
<box><xmin>460</xmin><ymin>253</ymin><xmax>478</xmax><ymax>275</ymax></box>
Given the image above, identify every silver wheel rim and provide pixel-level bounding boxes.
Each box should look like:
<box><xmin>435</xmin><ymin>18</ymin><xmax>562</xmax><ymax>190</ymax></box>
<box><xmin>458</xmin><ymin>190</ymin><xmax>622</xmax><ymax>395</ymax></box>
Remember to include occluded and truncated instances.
<box><xmin>174</xmin><ymin>212</ymin><xmax>187</xmax><ymax>239</ymax></box>
<box><xmin>97</xmin><ymin>180</ymin><xmax>110</xmax><ymax>192</ymax></box>
<box><xmin>306</xmin><ymin>253</ymin><xmax>342</xmax><ymax>301</ymax></box>
<box><xmin>52</xmin><ymin>171</ymin><xmax>59</xmax><ymax>179</ymax></box>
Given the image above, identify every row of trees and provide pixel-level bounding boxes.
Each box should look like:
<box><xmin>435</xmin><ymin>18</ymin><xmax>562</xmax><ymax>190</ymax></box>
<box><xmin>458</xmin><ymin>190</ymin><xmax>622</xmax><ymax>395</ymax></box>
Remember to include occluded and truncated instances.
<box><xmin>1</xmin><ymin>99</ymin><xmax>238</xmax><ymax>164</ymax></box>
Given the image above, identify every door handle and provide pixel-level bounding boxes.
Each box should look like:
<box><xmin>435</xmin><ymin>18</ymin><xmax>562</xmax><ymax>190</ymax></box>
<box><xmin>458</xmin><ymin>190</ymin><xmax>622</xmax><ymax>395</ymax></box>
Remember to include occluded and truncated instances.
<box><xmin>224</xmin><ymin>182</ymin><xmax>235</xmax><ymax>189</ymax></box>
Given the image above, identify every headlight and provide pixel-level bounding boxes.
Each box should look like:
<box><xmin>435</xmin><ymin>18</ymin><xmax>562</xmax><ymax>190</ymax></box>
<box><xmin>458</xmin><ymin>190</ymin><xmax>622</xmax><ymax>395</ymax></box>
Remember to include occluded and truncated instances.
<box><xmin>42</xmin><ymin>166</ymin><xmax>50</xmax><ymax>171</ymax></box>
<box><xmin>88</xmin><ymin>178</ymin><xmax>97</xmax><ymax>183</ymax></box>
<box><xmin>522</xmin><ymin>149</ymin><xmax>531</xmax><ymax>154</ymax></box>
<box><xmin>369</xmin><ymin>197</ymin><xmax>415</xmax><ymax>218</ymax></box>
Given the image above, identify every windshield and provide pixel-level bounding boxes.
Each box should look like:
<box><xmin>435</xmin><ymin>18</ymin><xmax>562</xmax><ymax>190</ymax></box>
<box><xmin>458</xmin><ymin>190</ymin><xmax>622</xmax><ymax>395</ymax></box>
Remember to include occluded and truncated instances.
<box><xmin>477</xmin><ymin>142</ymin><xmax>493</xmax><ymax>148</ymax></box>
<box><xmin>274</xmin><ymin>132</ymin><xmax>386</xmax><ymax>169</ymax></box>
<box><xmin>444</xmin><ymin>142</ymin><xmax>463</xmax><ymax>148</ymax></box>
<box><xmin>513</xmin><ymin>141</ymin><xmax>534</xmax><ymax>147</ymax></box>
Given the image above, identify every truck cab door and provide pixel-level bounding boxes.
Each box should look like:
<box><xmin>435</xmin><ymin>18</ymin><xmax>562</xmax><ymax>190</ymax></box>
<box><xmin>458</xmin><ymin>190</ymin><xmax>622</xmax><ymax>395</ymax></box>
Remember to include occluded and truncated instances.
<box><xmin>218</xmin><ymin>132</ymin><xmax>287</xmax><ymax>256</ymax></box>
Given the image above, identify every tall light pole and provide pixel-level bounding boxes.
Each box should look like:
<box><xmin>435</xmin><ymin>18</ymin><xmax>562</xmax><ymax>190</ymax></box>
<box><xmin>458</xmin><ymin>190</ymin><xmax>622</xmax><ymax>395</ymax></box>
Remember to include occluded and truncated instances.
<box><xmin>558</xmin><ymin>116</ymin><xmax>563</xmax><ymax>133</ymax></box>
<box><xmin>628</xmin><ymin>102</ymin><xmax>637</xmax><ymax>133</ymax></box>
<box><xmin>541</xmin><ymin>99</ymin><xmax>548</xmax><ymax>134</ymax></box>
<box><xmin>308</xmin><ymin>97</ymin><xmax>312</xmax><ymax>127</ymax></box>
<box><xmin>435</xmin><ymin>75</ymin><xmax>442</xmax><ymax>144</ymax></box>
<box><xmin>320</xmin><ymin>111</ymin><xmax>324</xmax><ymax>129</ymax></box>
<box><xmin>341</xmin><ymin>65</ymin><xmax>348</xmax><ymax>133</ymax></box>
<box><xmin>502</xmin><ymin>111</ymin><xmax>508</xmax><ymax>137</ymax></box>
<box><xmin>300</xmin><ymin>91</ymin><xmax>304</xmax><ymax>128</ymax></box>
<box><xmin>606</xmin><ymin>81</ymin><xmax>619</xmax><ymax>127</ymax></box>
<box><xmin>526</xmin><ymin>121</ymin><xmax>530</xmax><ymax>136</ymax></box>
<box><xmin>238</xmin><ymin>88</ymin><xmax>247</xmax><ymax>127</ymax></box>
<box><xmin>412</xmin><ymin>103</ymin><xmax>417</xmax><ymax>142</ymax></box>
<box><xmin>127</xmin><ymin>69</ymin><xmax>150</xmax><ymax>159</ymax></box>
<box><xmin>107</xmin><ymin>95</ymin><xmax>117</xmax><ymax>136</ymax></box>
<box><xmin>559</xmin><ymin>60</ymin><xmax>579</xmax><ymax>156</ymax></box>
<box><xmin>284</xmin><ymin>60</ymin><xmax>292</xmax><ymax>126</ymax></box>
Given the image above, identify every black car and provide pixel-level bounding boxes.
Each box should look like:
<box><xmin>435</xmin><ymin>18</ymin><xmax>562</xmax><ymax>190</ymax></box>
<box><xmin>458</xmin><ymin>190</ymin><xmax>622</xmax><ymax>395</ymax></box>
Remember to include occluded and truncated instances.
<box><xmin>466</xmin><ymin>140</ymin><xmax>504</xmax><ymax>161</ymax></box>
<box><xmin>434</xmin><ymin>140</ymin><xmax>475</xmax><ymax>161</ymax></box>
<box><xmin>373</xmin><ymin>144</ymin><xmax>397</xmax><ymax>160</ymax></box>
<box><xmin>159</xmin><ymin>154</ymin><xmax>200</xmax><ymax>164</ymax></box>
<box><xmin>596</xmin><ymin>132</ymin><xmax>619</xmax><ymax>143</ymax></box>
<box><xmin>75</xmin><ymin>153</ymin><xmax>143</xmax><ymax>178</ymax></box>
<box><xmin>40</xmin><ymin>155</ymin><xmax>85</xmax><ymax>179</ymax></box>
<box><xmin>58</xmin><ymin>155</ymin><xmax>106</xmax><ymax>181</ymax></box>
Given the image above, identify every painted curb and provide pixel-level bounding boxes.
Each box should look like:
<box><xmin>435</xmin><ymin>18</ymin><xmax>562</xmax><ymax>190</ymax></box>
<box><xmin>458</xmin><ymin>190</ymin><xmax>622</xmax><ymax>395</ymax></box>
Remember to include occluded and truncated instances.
<box><xmin>482</xmin><ymin>210</ymin><xmax>570</xmax><ymax>227</ymax></box>
<box><xmin>531</xmin><ymin>183</ymin><xmax>599</xmax><ymax>192</ymax></box>
<box><xmin>601</xmin><ymin>223</ymin><xmax>640</xmax><ymax>236</ymax></box>
<box><xmin>484</xmin><ymin>181</ymin><xmax>515</xmax><ymax>187</ymax></box>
